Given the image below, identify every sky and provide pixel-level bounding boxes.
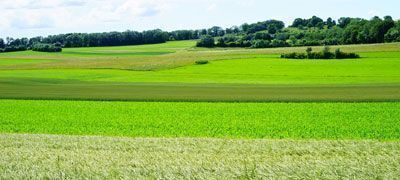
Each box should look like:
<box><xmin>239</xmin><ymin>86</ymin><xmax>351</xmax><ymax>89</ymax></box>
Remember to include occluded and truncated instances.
<box><xmin>0</xmin><ymin>0</ymin><xmax>399</xmax><ymax>38</ymax></box>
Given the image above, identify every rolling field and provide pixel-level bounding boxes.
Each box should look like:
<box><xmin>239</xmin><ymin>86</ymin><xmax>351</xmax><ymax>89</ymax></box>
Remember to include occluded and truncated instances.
<box><xmin>0</xmin><ymin>41</ymin><xmax>400</xmax><ymax>101</ymax></box>
<box><xmin>1</xmin><ymin>52</ymin><xmax>400</xmax><ymax>85</ymax></box>
<box><xmin>1</xmin><ymin>41</ymin><xmax>400</xmax><ymax>178</ymax></box>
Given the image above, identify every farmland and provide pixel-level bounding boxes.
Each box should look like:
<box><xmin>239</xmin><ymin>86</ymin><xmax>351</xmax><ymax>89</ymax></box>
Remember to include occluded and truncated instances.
<box><xmin>1</xmin><ymin>41</ymin><xmax>400</xmax><ymax>178</ymax></box>
<box><xmin>0</xmin><ymin>41</ymin><xmax>400</xmax><ymax>102</ymax></box>
<box><xmin>1</xmin><ymin>100</ymin><xmax>399</xmax><ymax>139</ymax></box>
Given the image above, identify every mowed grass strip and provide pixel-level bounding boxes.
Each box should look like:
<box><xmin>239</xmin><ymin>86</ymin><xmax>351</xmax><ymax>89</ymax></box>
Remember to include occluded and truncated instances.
<box><xmin>1</xmin><ymin>134</ymin><xmax>399</xmax><ymax>179</ymax></box>
<box><xmin>0</xmin><ymin>80</ymin><xmax>399</xmax><ymax>102</ymax></box>
<box><xmin>0</xmin><ymin>100</ymin><xmax>399</xmax><ymax>139</ymax></box>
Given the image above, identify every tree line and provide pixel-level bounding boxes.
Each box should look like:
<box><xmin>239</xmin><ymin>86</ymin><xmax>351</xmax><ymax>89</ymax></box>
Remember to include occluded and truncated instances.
<box><xmin>0</xmin><ymin>29</ymin><xmax>170</xmax><ymax>53</ymax></box>
<box><xmin>197</xmin><ymin>16</ymin><xmax>400</xmax><ymax>48</ymax></box>
<box><xmin>1</xmin><ymin>15</ymin><xmax>400</xmax><ymax>53</ymax></box>
<box><xmin>32</xmin><ymin>43</ymin><xmax>63</xmax><ymax>52</ymax></box>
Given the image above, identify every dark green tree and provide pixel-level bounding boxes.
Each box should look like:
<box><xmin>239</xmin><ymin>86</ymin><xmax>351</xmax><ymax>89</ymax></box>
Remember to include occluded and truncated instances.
<box><xmin>338</xmin><ymin>17</ymin><xmax>352</xmax><ymax>28</ymax></box>
<box><xmin>385</xmin><ymin>20</ymin><xmax>400</xmax><ymax>42</ymax></box>
<box><xmin>208</xmin><ymin>26</ymin><xmax>224</xmax><ymax>37</ymax></box>
<box><xmin>326</xmin><ymin>17</ymin><xmax>336</xmax><ymax>28</ymax></box>
<box><xmin>308</xmin><ymin>16</ymin><xmax>324</xmax><ymax>28</ymax></box>
<box><xmin>196</xmin><ymin>35</ymin><xmax>215</xmax><ymax>47</ymax></box>
<box><xmin>0</xmin><ymin>38</ymin><xmax>5</xmax><ymax>49</ymax></box>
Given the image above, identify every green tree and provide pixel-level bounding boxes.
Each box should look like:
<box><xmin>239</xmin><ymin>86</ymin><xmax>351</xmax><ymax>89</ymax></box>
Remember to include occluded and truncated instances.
<box><xmin>338</xmin><ymin>17</ymin><xmax>352</xmax><ymax>28</ymax></box>
<box><xmin>0</xmin><ymin>38</ymin><xmax>5</xmax><ymax>49</ymax></box>
<box><xmin>385</xmin><ymin>20</ymin><xmax>400</xmax><ymax>42</ymax></box>
<box><xmin>326</xmin><ymin>17</ymin><xmax>336</xmax><ymax>28</ymax></box>
<box><xmin>291</xmin><ymin>18</ymin><xmax>306</xmax><ymax>27</ymax></box>
<box><xmin>308</xmin><ymin>16</ymin><xmax>324</xmax><ymax>28</ymax></box>
<box><xmin>208</xmin><ymin>26</ymin><xmax>224</xmax><ymax>37</ymax></box>
<box><xmin>196</xmin><ymin>35</ymin><xmax>215</xmax><ymax>47</ymax></box>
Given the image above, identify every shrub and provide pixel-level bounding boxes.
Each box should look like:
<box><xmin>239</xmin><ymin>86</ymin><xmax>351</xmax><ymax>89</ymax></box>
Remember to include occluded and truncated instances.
<box><xmin>195</xmin><ymin>60</ymin><xmax>209</xmax><ymax>65</ymax></box>
<box><xmin>281</xmin><ymin>52</ymin><xmax>307</xmax><ymax>59</ymax></box>
<box><xmin>346</xmin><ymin>53</ymin><xmax>360</xmax><ymax>59</ymax></box>
<box><xmin>334</xmin><ymin>49</ymin><xmax>360</xmax><ymax>59</ymax></box>
<box><xmin>322</xmin><ymin>46</ymin><xmax>335</xmax><ymax>59</ymax></box>
<box><xmin>334</xmin><ymin>49</ymin><xmax>346</xmax><ymax>59</ymax></box>
<box><xmin>32</xmin><ymin>43</ymin><xmax>62</xmax><ymax>52</ymax></box>
<box><xmin>281</xmin><ymin>47</ymin><xmax>360</xmax><ymax>60</ymax></box>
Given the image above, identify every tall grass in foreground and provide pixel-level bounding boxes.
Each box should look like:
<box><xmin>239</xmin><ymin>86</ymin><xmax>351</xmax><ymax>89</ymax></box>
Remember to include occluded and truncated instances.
<box><xmin>0</xmin><ymin>100</ymin><xmax>399</xmax><ymax>139</ymax></box>
<box><xmin>1</xmin><ymin>134</ymin><xmax>399</xmax><ymax>179</ymax></box>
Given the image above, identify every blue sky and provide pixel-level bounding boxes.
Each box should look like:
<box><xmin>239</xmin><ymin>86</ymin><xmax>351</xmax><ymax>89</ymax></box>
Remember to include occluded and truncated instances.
<box><xmin>0</xmin><ymin>0</ymin><xmax>399</xmax><ymax>38</ymax></box>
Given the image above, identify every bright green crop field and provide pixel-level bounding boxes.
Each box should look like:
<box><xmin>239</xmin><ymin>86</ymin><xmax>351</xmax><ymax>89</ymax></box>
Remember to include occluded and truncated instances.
<box><xmin>0</xmin><ymin>41</ymin><xmax>399</xmax><ymax>178</ymax></box>
<box><xmin>1</xmin><ymin>100</ymin><xmax>399</xmax><ymax>139</ymax></box>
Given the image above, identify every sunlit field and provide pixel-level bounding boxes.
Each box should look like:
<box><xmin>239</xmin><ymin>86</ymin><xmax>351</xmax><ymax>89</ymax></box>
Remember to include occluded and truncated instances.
<box><xmin>1</xmin><ymin>134</ymin><xmax>399</xmax><ymax>179</ymax></box>
<box><xmin>1</xmin><ymin>100</ymin><xmax>399</xmax><ymax>139</ymax></box>
<box><xmin>1</xmin><ymin>41</ymin><xmax>399</xmax><ymax>178</ymax></box>
<box><xmin>0</xmin><ymin>41</ymin><xmax>399</xmax><ymax>101</ymax></box>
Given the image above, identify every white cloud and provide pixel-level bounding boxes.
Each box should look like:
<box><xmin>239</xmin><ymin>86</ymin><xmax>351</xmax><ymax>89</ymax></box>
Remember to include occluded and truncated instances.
<box><xmin>0</xmin><ymin>0</ymin><xmax>173</xmax><ymax>33</ymax></box>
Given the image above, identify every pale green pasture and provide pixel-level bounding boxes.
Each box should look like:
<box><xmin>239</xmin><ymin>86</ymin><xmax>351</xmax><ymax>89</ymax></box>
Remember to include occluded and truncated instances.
<box><xmin>0</xmin><ymin>52</ymin><xmax>399</xmax><ymax>85</ymax></box>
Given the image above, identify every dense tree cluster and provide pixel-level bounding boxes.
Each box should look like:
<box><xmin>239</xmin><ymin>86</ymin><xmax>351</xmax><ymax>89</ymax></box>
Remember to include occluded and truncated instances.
<box><xmin>169</xmin><ymin>30</ymin><xmax>200</xmax><ymax>40</ymax></box>
<box><xmin>0</xmin><ymin>45</ymin><xmax>27</xmax><ymax>53</ymax></box>
<box><xmin>0</xmin><ymin>37</ymin><xmax>28</xmax><ymax>53</ymax></box>
<box><xmin>0</xmin><ymin>39</ymin><xmax>4</xmax><ymax>49</ymax></box>
<box><xmin>0</xmin><ymin>29</ymin><xmax>169</xmax><ymax>53</ymax></box>
<box><xmin>196</xmin><ymin>35</ymin><xmax>215</xmax><ymax>47</ymax></box>
<box><xmin>385</xmin><ymin>21</ymin><xmax>400</xmax><ymax>42</ymax></box>
<box><xmin>197</xmin><ymin>16</ymin><xmax>400</xmax><ymax>48</ymax></box>
<box><xmin>32</xmin><ymin>43</ymin><xmax>62</xmax><ymax>52</ymax></box>
<box><xmin>196</xmin><ymin>20</ymin><xmax>286</xmax><ymax>47</ymax></box>
<box><xmin>39</xmin><ymin>29</ymin><xmax>169</xmax><ymax>47</ymax></box>
<box><xmin>281</xmin><ymin>47</ymin><xmax>360</xmax><ymax>59</ymax></box>
<box><xmin>291</xmin><ymin>16</ymin><xmax>327</xmax><ymax>29</ymax></box>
